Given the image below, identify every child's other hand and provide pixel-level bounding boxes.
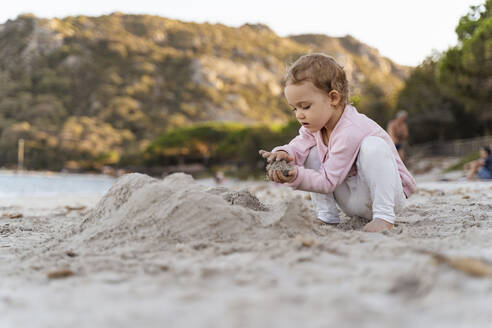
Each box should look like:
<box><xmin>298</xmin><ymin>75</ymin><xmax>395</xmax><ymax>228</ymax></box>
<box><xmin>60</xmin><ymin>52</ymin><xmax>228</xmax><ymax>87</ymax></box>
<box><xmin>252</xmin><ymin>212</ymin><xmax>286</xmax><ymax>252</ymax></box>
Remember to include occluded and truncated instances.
<box><xmin>258</xmin><ymin>150</ymin><xmax>294</xmax><ymax>163</ymax></box>
<box><xmin>268</xmin><ymin>167</ymin><xmax>297</xmax><ymax>184</ymax></box>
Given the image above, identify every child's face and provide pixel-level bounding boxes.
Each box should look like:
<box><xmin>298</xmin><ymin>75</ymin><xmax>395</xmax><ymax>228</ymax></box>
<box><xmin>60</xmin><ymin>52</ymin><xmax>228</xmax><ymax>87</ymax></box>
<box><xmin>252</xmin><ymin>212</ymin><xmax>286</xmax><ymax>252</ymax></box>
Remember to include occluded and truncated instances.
<box><xmin>480</xmin><ymin>149</ymin><xmax>488</xmax><ymax>158</ymax></box>
<box><xmin>284</xmin><ymin>81</ymin><xmax>341</xmax><ymax>133</ymax></box>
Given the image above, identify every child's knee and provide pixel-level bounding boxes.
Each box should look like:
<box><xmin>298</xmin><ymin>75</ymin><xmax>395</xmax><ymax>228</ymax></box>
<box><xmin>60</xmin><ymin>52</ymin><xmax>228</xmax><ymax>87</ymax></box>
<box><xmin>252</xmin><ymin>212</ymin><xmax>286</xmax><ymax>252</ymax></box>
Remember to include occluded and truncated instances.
<box><xmin>360</xmin><ymin>137</ymin><xmax>390</xmax><ymax>157</ymax></box>
<box><xmin>358</xmin><ymin>137</ymin><xmax>392</xmax><ymax>167</ymax></box>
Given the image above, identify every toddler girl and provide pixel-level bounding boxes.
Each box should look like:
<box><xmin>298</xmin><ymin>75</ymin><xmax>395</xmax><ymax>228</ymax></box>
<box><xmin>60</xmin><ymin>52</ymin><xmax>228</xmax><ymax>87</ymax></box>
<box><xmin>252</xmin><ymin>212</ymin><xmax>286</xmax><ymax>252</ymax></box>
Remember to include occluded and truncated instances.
<box><xmin>259</xmin><ymin>53</ymin><xmax>416</xmax><ymax>232</ymax></box>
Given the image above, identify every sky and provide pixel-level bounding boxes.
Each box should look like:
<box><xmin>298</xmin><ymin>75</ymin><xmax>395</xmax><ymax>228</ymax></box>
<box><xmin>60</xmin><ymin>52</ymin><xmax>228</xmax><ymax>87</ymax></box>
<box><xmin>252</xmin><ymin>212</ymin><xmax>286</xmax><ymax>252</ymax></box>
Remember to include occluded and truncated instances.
<box><xmin>0</xmin><ymin>0</ymin><xmax>485</xmax><ymax>66</ymax></box>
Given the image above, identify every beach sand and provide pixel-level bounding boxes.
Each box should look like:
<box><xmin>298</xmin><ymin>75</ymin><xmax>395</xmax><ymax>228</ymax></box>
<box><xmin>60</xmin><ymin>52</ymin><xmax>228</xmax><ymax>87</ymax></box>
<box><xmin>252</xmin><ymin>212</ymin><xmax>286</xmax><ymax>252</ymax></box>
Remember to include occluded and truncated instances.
<box><xmin>1</xmin><ymin>172</ymin><xmax>492</xmax><ymax>327</ymax></box>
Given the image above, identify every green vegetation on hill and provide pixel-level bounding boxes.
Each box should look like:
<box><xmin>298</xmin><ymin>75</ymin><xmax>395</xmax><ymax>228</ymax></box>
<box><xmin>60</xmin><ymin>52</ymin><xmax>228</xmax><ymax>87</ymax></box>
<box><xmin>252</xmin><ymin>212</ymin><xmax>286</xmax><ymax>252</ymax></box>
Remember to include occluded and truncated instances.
<box><xmin>145</xmin><ymin>121</ymin><xmax>300</xmax><ymax>170</ymax></box>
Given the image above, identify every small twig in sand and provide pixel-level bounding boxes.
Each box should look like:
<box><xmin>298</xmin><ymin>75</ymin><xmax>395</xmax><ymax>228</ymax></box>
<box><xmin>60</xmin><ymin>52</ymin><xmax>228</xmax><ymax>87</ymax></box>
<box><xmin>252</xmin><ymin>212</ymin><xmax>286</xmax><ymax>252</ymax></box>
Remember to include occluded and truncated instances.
<box><xmin>295</xmin><ymin>235</ymin><xmax>316</xmax><ymax>248</ymax></box>
<box><xmin>2</xmin><ymin>213</ymin><xmax>23</xmax><ymax>219</ymax></box>
<box><xmin>47</xmin><ymin>268</ymin><xmax>75</xmax><ymax>279</ymax></box>
<box><xmin>66</xmin><ymin>250</ymin><xmax>78</xmax><ymax>257</ymax></box>
<box><xmin>416</xmin><ymin>249</ymin><xmax>492</xmax><ymax>277</ymax></box>
<box><xmin>65</xmin><ymin>206</ymin><xmax>87</xmax><ymax>212</ymax></box>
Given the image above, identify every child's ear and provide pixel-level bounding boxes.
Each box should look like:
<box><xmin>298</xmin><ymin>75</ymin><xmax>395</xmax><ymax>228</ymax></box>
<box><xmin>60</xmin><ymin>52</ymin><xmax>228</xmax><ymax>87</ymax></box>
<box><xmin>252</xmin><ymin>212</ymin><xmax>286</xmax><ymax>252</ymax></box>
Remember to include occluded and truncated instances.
<box><xmin>328</xmin><ymin>90</ymin><xmax>341</xmax><ymax>107</ymax></box>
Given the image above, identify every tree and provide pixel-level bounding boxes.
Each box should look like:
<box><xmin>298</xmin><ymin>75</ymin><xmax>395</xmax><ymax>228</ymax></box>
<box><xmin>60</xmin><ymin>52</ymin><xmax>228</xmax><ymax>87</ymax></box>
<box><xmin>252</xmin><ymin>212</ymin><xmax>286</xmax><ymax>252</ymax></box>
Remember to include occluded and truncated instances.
<box><xmin>438</xmin><ymin>0</ymin><xmax>492</xmax><ymax>134</ymax></box>
<box><xmin>396</xmin><ymin>57</ymin><xmax>467</xmax><ymax>143</ymax></box>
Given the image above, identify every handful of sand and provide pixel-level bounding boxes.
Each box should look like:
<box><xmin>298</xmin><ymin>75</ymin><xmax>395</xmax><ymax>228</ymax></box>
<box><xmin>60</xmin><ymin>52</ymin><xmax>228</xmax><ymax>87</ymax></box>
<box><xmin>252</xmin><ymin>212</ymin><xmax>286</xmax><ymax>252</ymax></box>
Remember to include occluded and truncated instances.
<box><xmin>265</xmin><ymin>160</ymin><xmax>294</xmax><ymax>181</ymax></box>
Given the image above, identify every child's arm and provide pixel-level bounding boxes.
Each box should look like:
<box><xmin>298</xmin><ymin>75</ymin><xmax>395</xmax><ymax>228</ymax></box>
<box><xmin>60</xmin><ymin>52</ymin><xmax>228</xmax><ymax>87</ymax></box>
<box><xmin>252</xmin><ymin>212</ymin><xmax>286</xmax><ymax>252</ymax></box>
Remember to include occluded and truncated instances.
<box><xmin>286</xmin><ymin>127</ymin><xmax>365</xmax><ymax>194</ymax></box>
<box><xmin>269</xmin><ymin>127</ymin><xmax>316</xmax><ymax>166</ymax></box>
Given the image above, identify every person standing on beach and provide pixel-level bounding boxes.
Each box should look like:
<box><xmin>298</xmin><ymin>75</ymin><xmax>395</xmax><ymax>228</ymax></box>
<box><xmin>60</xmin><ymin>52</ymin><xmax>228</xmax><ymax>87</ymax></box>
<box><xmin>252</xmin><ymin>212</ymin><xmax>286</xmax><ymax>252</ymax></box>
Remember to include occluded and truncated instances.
<box><xmin>258</xmin><ymin>53</ymin><xmax>416</xmax><ymax>233</ymax></box>
<box><xmin>387</xmin><ymin>111</ymin><xmax>409</xmax><ymax>162</ymax></box>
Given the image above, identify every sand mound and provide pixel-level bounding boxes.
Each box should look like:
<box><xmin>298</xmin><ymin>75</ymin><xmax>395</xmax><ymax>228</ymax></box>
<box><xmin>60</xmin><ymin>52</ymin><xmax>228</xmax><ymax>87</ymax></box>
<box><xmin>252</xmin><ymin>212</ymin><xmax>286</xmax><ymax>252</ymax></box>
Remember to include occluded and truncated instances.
<box><xmin>222</xmin><ymin>190</ymin><xmax>269</xmax><ymax>211</ymax></box>
<box><xmin>66</xmin><ymin>173</ymin><xmax>317</xmax><ymax>254</ymax></box>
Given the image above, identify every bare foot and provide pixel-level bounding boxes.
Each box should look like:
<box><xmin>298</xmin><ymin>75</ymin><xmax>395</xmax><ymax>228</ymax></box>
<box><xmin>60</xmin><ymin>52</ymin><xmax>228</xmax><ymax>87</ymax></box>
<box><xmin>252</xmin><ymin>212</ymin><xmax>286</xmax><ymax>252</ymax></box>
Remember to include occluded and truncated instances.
<box><xmin>363</xmin><ymin>218</ymin><xmax>393</xmax><ymax>232</ymax></box>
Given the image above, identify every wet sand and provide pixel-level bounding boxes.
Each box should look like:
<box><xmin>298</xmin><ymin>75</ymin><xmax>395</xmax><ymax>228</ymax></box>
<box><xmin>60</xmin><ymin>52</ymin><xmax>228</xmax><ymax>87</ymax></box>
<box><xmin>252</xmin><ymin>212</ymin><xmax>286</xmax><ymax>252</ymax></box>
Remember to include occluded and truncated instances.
<box><xmin>1</xmin><ymin>173</ymin><xmax>491</xmax><ymax>328</ymax></box>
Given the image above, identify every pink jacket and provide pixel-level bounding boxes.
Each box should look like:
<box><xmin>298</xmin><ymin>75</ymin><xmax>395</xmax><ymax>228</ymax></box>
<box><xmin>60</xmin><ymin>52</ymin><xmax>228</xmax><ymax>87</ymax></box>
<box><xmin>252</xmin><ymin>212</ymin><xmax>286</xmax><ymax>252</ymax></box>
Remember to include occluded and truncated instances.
<box><xmin>272</xmin><ymin>104</ymin><xmax>417</xmax><ymax>197</ymax></box>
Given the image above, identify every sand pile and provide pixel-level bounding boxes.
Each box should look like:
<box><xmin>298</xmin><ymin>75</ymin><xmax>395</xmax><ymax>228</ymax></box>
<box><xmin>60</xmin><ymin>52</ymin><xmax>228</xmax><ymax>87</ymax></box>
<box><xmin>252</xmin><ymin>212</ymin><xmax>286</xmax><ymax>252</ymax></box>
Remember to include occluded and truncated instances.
<box><xmin>65</xmin><ymin>173</ymin><xmax>317</xmax><ymax>254</ymax></box>
<box><xmin>222</xmin><ymin>190</ymin><xmax>269</xmax><ymax>211</ymax></box>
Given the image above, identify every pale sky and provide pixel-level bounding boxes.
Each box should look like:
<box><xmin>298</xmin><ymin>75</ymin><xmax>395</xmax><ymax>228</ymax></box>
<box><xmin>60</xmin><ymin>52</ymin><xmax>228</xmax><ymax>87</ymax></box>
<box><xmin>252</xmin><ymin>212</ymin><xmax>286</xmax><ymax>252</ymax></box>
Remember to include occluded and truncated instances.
<box><xmin>0</xmin><ymin>0</ymin><xmax>484</xmax><ymax>66</ymax></box>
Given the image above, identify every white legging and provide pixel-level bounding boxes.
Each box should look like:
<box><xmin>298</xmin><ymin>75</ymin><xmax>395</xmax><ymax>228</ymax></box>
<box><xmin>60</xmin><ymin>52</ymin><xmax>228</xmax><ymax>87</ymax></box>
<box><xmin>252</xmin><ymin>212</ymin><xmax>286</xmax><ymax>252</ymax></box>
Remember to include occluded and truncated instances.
<box><xmin>306</xmin><ymin>136</ymin><xmax>406</xmax><ymax>224</ymax></box>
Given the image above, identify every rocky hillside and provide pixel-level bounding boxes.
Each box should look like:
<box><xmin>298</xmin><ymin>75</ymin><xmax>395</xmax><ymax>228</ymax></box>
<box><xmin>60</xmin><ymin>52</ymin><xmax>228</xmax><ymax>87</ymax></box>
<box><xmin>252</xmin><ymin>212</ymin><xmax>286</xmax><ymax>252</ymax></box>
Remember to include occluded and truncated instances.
<box><xmin>0</xmin><ymin>13</ymin><xmax>410</xmax><ymax>169</ymax></box>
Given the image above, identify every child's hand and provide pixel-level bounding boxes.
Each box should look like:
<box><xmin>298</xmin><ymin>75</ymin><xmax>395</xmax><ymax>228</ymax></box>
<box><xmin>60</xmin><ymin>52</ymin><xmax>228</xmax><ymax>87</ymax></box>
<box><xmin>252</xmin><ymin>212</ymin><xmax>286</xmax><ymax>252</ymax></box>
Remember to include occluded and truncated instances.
<box><xmin>258</xmin><ymin>150</ymin><xmax>294</xmax><ymax>163</ymax></box>
<box><xmin>268</xmin><ymin>166</ymin><xmax>297</xmax><ymax>184</ymax></box>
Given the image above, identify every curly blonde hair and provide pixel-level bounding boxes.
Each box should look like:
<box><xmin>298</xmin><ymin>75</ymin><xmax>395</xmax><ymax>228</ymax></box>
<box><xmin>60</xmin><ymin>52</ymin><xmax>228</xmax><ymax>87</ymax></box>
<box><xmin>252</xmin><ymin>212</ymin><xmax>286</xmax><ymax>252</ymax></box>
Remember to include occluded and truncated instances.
<box><xmin>283</xmin><ymin>53</ymin><xmax>349</xmax><ymax>106</ymax></box>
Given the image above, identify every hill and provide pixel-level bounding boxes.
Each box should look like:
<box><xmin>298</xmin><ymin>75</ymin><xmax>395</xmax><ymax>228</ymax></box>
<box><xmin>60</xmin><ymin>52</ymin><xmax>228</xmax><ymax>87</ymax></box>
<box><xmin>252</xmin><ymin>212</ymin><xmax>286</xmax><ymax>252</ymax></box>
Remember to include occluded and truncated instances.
<box><xmin>0</xmin><ymin>13</ymin><xmax>410</xmax><ymax>169</ymax></box>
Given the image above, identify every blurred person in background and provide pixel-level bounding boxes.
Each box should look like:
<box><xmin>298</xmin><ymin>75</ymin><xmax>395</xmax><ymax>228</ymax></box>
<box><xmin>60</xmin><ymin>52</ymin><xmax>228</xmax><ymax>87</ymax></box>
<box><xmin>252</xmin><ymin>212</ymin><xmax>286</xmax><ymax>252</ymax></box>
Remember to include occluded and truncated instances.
<box><xmin>387</xmin><ymin>110</ymin><xmax>409</xmax><ymax>162</ymax></box>
<box><xmin>465</xmin><ymin>145</ymin><xmax>492</xmax><ymax>180</ymax></box>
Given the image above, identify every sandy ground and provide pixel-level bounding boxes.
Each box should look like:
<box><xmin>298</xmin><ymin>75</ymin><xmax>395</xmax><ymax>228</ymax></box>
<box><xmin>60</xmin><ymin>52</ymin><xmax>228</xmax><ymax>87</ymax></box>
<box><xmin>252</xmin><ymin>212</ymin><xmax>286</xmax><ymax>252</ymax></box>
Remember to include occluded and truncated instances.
<box><xmin>1</xmin><ymin>172</ymin><xmax>492</xmax><ymax>328</ymax></box>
